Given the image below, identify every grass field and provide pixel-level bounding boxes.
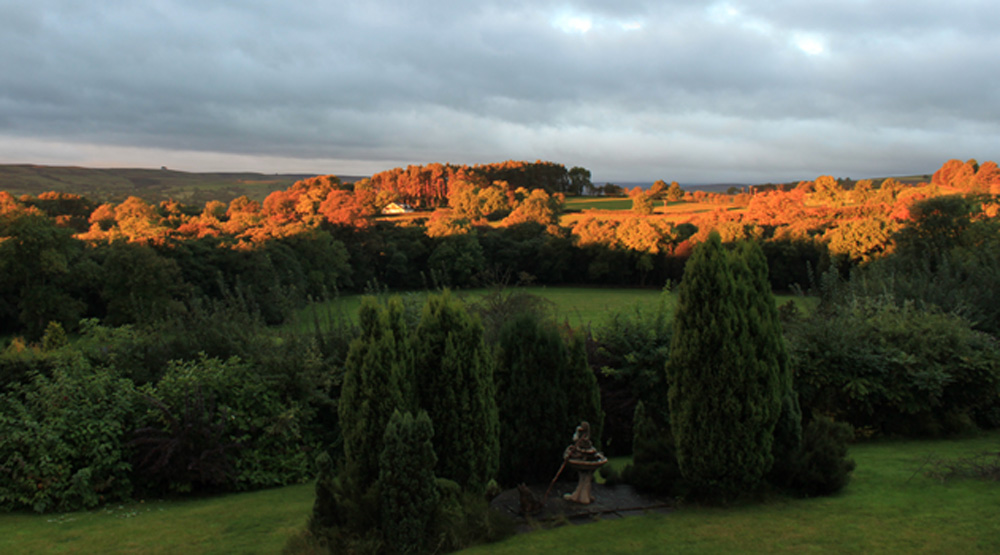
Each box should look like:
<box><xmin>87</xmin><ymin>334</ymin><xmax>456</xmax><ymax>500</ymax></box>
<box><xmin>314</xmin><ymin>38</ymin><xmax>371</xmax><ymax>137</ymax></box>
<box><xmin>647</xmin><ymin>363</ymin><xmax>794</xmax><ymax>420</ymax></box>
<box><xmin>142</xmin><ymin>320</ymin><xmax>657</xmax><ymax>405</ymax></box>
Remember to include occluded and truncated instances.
<box><xmin>3</xmin><ymin>433</ymin><xmax>998</xmax><ymax>553</ymax></box>
<box><xmin>288</xmin><ymin>286</ymin><xmax>816</xmax><ymax>333</ymax></box>
<box><xmin>559</xmin><ymin>198</ymin><xmax>746</xmax><ymax>227</ymax></box>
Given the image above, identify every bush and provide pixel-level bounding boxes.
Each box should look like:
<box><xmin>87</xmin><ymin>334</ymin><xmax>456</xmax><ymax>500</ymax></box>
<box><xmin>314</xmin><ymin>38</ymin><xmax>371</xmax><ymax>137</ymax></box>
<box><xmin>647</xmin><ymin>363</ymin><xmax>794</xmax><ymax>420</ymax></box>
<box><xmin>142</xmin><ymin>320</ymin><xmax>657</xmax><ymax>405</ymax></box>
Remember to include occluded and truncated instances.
<box><xmin>411</xmin><ymin>291</ymin><xmax>499</xmax><ymax>494</ymax></box>
<box><xmin>0</xmin><ymin>354</ymin><xmax>139</xmax><ymax>512</ymax></box>
<box><xmin>786</xmin><ymin>297</ymin><xmax>1000</xmax><ymax>437</ymax></box>
<box><xmin>494</xmin><ymin>313</ymin><xmax>602</xmax><ymax>486</ymax></box>
<box><xmin>787</xmin><ymin>415</ymin><xmax>856</xmax><ymax>497</ymax></box>
<box><xmin>590</xmin><ymin>295</ymin><xmax>673</xmax><ymax>456</ymax></box>
<box><xmin>622</xmin><ymin>401</ymin><xmax>684</xmax><ymax>496</ymax></box>
<box><xmin>136</xmin><ymin>355</ymin><xmax>318</xmax><ymax>493</ymax></box>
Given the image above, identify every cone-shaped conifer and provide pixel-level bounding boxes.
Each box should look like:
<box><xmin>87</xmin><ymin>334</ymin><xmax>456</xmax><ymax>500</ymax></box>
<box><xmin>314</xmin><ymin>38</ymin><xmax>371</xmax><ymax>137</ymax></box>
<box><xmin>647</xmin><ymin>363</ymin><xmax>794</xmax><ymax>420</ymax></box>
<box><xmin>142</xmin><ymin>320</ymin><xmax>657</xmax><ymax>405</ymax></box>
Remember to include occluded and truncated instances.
<box><xmin>338</xmin><ymin>296</ymin><xmax>412</xmax><ymax>489</ymax></box>
<box><xmin>667</xmin><ymin>233</ymin><xmax>782</xmax><ymax>498</ymax></box>
<box><xmin>379</xmin><ymin>410</ymin><xmax>439</xmax><ymax>553</ymax></box>
<box><xmin>495</xmin><ymin>313</ymin><xmax>571</xmax><ymax>485</ymax></box>
<box><xmin>411</xmin><ymin>291</ymin><xmax>499</xmax><ymax>494</ymax></box>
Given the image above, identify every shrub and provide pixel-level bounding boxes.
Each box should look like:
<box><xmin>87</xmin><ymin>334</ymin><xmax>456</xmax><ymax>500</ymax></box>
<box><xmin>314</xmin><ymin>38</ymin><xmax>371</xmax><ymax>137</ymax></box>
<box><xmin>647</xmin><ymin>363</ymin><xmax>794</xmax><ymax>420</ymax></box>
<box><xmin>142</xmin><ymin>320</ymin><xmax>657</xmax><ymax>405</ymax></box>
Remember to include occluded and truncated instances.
<box><xmin>339</xmin><ymin>296</ymin><xmax>411</xmax><ymax>489</ymax></box>
<box><xmin>130</xmin><ymin>386</ymin><xmax>240</xmax><ymax>493</ymax></box>
<box><xmin>494</xmin><ymin>313</ymin><xmax>603</xmax><ymax>486</ymax></box>
<box><xmin>0</xmin><ymin>355</ymin><xmax>139</xmax><ymax>512</ymax></box>
<box><xmin>622</xmin><ymin>401</ymin><xmax>684</xmax><ymax>496</ymax></box>
<box><xmin>787</xmin><ymin>414</ymin><xmax>856</xmax><ymax>497</ymax></box>
<box><xmin>590</xmin><ymin>295</ymin><xmax>672</xmax><ymax>456</ymax></box>
<box><xmin>786</xmin><ymin>297</ymin><xmax>1000</xmax><ymax>437</ymax></box>
<box><xmin>137</xmin><ymin>355</ymin><xmax>318</xmax><ymax>493</ymax></box>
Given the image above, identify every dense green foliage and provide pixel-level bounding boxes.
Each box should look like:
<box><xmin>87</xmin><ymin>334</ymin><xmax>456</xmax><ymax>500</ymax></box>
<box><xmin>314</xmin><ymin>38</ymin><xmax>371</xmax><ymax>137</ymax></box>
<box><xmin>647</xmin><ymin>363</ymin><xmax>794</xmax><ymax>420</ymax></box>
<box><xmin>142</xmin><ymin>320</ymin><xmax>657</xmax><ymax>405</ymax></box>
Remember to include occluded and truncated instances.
<box><xmin>589</xmin><ymin>294</ymin><xmax>673</xmax><ymax>456</ymax></box>
<box><xmin>786</xmin><ymin>414</ymin><xmax>857</xmax><ymax>496</ymax></box>
<box><xmin>379</xmin><ymin>410</ymin><xmax>439</xmax><ymax>554</ymax></box>
<box><xmin>494</xmin><ymin>312</ymin><xmax>603</xmax><ymax>485</ymax></box>
<box><xmin>786</xmin><ymin>295</ymin><xmax>1000</xmax><ymax>437</ymax></box>
<box><xmin>410</xmin><ymin>291</ymin><xmax>500</xmax><ymax>494</ymax></box>
<box><xmin>339</xmin><ymin>297</ymin><xmax>411</xmax><ymax>489</ymax></box>
<box><xmin>667</xmin><ymin>234</ymin><xmax>783</xmax><ymax>498</ymax></box>
<box><xmin>849</xmin><ymin>194</ymin><xmax>1000</xmax><ymax>335</ymax></box>
<box><xmin>0</xmin><ymin>355</ymin><xmax>138</xmax><ymax>513</ymax></box>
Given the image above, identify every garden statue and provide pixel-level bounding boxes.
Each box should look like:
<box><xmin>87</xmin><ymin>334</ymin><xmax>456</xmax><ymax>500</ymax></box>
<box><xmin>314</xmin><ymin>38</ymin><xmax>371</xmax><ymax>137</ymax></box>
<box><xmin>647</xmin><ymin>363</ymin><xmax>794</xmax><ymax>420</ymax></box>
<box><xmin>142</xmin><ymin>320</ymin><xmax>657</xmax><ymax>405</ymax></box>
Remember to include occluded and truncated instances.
<box><xmin>561</xmin><ymin>421</ymin><xmax>607</xmax><ymax>504</ymax></box>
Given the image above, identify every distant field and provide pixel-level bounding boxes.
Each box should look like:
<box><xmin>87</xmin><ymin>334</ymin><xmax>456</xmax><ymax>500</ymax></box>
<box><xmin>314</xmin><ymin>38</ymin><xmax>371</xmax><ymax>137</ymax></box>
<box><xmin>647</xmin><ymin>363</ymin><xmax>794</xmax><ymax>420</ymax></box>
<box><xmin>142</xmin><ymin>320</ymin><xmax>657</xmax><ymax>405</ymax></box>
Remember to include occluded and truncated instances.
<box><xmin>288</xmin><ymin>286</ymin><xmax>815</xmax><ymax>332</ymax></box>
<box><xmin>563</xmin><ymin>197</ymin><xmax>633</xmax><ymax>211</ymax></box>
<box><xmin>560</xmin><ymin>198</ymin><xmax>746</xmax><ymax>226</ymax></box>
<box><xmin>0</xmin><ymin>164</ymin><xmax>365</xmax><ymax>205</ymax></box>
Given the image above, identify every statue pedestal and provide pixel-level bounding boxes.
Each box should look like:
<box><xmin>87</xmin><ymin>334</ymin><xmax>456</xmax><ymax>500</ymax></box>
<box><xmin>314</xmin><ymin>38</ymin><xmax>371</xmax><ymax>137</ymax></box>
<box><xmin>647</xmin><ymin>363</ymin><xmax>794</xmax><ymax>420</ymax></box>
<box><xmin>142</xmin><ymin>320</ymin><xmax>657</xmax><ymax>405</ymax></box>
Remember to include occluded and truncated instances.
<box><xmin>563</xmin><ymin>469</ymin><xmax>596</xmax><ymax>504</ymax></box>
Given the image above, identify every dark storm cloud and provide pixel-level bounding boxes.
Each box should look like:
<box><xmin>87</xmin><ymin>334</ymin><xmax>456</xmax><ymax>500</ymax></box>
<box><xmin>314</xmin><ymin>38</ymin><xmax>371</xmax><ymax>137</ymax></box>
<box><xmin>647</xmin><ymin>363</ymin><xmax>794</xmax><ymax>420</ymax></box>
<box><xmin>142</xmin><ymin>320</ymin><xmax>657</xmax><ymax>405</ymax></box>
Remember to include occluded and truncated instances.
<box><xmin>0</xmin><ymin>0</ymin><xmax>997</xmax><ymax>181</ymax></box>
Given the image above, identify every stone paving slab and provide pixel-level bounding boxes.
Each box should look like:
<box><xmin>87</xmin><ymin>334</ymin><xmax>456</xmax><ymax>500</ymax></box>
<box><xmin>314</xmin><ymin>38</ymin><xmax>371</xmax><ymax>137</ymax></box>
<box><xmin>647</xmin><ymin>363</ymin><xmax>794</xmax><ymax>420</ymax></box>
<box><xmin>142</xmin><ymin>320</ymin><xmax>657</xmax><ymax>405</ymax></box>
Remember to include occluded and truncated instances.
<box><xmin>490</xmin><ymin>482</ymin><xmax>673</xmax><ymax>533</ymax></box>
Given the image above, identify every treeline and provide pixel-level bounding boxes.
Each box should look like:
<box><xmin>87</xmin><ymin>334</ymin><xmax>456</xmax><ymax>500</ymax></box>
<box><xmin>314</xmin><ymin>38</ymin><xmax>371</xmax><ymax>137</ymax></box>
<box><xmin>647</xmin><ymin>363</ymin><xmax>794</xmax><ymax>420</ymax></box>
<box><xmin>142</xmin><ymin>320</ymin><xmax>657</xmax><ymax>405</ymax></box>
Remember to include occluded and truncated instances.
<box><xmin>3</xmin><ymin>158</ymin><xmax>1000</xmax><ymax>342</ymax></box>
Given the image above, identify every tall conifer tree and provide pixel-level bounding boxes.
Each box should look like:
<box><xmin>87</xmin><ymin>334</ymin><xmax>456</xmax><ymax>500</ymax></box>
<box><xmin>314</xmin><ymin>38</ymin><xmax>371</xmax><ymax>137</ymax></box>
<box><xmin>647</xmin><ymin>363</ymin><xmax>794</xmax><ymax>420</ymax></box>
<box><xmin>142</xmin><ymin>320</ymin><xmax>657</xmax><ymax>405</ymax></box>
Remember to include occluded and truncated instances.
<box><xmin>338</xmin><ymin>296</ymin><xmax>412</xmax><ymax>489</ymax></box>
<box><xmin>411</xmin><ymin>291</ymin><xmax>499</xmax><ymax>493</ymax></box>
<box><xmin>667</xmin><ymin>233</ymin><xmax>782</xmax><ymax>498</ymax></box>
<box><xmin>379</xmin><ymin>410</ymin><xmax>439</xmax><ymax>553</ymax></box>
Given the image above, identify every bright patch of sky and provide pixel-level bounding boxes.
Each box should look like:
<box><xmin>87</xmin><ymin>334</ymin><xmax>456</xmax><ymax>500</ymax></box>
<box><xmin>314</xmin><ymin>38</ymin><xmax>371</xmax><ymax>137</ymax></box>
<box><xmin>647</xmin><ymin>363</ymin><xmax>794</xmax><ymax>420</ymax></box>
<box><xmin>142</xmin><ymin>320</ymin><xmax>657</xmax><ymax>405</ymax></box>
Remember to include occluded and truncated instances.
<box><xmin>551</xmin><ymin>9</ymin><xmax>643</xmax><ymax>34</ymax></box>
<box><xmin>708</xmin><ymin>3</ymin><xmax>827</xmax><ymax>56</ymax></box>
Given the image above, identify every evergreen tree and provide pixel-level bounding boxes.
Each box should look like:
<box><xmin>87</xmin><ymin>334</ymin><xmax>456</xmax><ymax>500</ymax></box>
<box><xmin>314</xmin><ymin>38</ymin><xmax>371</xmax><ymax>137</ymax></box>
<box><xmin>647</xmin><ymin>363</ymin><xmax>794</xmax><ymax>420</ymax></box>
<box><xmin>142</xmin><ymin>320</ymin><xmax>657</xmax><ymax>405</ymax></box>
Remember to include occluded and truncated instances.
<box><xmin>411</xmin><ymin>291</ymin><xmax>499</xmax><ymax>494</ymax></box>
<box><xmin>338</xmin><ymin>296</ymin><xmax>412</xmax><ymax>489</ymax></box>
<box><xmin>495</xmin><ymin>313</ymin><xmax>570</xmax><ymax>485</ymax></box>
<box><xmin>667</xmin><ymin>233</ymin><xmax>782</xmax><ymax>498</ymax></box>
<box><xmin>495</xmin><ymin>314</ymin><xmax>604</xmax><ymax>486</ymax></box>
<box><xmin>737</xmin><ymin>241</ymin><xmax>802</xmax><ymax>482</ymax></box>
<box><xmin>564</xmin><ymin>332</ymin><xmax>604</xmax><ymax>450</ymax></box>
<box><xmin>379</xmin><ymin>410</ymin><xmax>439</xmax><ymax>554</ymax></box>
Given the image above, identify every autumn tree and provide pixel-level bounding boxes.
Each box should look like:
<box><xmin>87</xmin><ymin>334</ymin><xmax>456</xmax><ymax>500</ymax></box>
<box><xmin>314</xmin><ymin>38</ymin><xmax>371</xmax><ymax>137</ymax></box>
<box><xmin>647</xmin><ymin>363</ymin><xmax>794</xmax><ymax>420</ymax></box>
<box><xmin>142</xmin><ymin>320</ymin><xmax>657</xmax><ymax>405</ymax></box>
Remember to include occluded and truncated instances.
<box><xmin>629</xmin><ymin>187</ymin><xmax>655</xmax><ymax>215</ymax></box>
<box><xmin>503</xmin><ymin>188</ymin><xmax>561</xmax><ymax>227</ymax></box>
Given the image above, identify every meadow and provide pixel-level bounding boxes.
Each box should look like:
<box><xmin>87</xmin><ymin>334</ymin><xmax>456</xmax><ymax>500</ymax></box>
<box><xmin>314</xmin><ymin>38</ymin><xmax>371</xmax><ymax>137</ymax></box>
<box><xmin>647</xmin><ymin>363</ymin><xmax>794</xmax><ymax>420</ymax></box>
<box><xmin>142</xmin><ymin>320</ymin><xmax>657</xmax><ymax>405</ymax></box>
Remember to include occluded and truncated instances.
<box><xmin>289</xmin><ymin>286</ymin><xmax>816</xmax><ymax>332</ymax></box>
<box><xmin>3</xmin><ymin>433</ymin><xmax>997</xmax><ymax>554</ymax></box>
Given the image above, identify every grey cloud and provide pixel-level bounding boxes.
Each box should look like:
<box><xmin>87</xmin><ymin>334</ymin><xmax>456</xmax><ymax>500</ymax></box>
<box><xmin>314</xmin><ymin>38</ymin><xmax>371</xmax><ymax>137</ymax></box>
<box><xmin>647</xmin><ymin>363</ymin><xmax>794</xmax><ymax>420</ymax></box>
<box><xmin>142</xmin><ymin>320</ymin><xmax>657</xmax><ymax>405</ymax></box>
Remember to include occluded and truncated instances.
<box><xmin>0</xmin><ymin>0</ymin><xmax>997</xmax><ymax>181</ymax></box>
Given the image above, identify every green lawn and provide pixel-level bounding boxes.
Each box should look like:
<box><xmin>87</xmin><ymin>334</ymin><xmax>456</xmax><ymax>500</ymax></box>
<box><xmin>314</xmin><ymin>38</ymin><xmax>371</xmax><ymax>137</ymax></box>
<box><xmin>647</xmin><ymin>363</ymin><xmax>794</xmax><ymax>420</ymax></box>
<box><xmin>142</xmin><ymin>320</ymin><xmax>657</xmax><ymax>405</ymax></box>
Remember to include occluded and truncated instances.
<box><xmin>288</xmin><ymin>286</ymin><xmax>815</xmax><ymax>332</ymax></box>
<box><xmin>0</xmin><ymin>484</ymin><xmax>315</xmax><ymax>554</ymax></box>
<box><xmin>465</xmin><ymin>433</ymin><xmax>1000</xmax><ymax>554</ymax></box>
<box><xmin>4</xmin><ymin>434</ymin><xmax>999</xmax><ymax>553</ymax></box>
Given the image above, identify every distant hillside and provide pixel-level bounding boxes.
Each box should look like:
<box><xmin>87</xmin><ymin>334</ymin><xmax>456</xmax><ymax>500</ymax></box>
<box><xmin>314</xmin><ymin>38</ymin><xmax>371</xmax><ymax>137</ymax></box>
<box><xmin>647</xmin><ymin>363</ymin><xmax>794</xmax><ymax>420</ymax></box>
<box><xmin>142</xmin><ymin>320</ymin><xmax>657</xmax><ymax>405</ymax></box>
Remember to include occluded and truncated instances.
<box><xmin>0</xmin><ymin>165</ymin><xmax>364</xmax><ymax>205</ymax></box>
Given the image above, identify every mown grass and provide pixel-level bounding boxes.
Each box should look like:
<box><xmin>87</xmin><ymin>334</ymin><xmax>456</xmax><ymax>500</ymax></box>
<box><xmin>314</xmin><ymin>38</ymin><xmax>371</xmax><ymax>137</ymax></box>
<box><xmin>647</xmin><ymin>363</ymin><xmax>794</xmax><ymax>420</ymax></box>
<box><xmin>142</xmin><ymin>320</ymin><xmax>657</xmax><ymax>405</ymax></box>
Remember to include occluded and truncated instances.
<box><xmin>0</xmin><ymin>484</ymin><xmax>315</xmax><ymax>555</ymax></box>
<box><xmin>465</xmin><ymin>433</ymin><xmax>1000</xmax><ymax>554</ymax></box>
<box><xmin>4</xmin><ymin>434</ymin><xmax>998</xmax><ymax>553</ymax></box>
<box><xmin>288</xmin><ymin>286</ymin><xmax>815</xmax><ymax>333</ymax></box>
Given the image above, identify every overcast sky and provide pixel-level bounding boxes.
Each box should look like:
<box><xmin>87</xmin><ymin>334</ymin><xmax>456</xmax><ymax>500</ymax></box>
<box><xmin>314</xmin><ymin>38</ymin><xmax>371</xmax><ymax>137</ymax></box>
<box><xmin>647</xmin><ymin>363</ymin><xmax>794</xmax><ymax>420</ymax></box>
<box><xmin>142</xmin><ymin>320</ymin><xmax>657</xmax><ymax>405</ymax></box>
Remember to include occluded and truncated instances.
<box><xmin>1</xmin><ymin>1</ymin><xmax>997</xmax><ymax>183</ymax></box>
